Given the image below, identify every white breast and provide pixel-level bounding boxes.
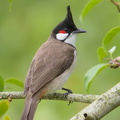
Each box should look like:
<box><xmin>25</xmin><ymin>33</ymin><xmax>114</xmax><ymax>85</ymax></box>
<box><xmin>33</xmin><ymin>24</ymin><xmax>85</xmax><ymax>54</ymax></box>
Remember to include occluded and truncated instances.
<box><xmin>46</xmin><ymin>50</ymin><xmax>77</xmax><ymax>93</ymax></box>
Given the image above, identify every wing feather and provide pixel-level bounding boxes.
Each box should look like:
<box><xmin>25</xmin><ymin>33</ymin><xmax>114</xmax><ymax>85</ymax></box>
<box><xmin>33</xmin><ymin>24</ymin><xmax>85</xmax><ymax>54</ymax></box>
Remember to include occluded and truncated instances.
<box><xmin>24</xmin><ymin>39</ymin><xmax>75</xmax><ymax>95</ymax></box>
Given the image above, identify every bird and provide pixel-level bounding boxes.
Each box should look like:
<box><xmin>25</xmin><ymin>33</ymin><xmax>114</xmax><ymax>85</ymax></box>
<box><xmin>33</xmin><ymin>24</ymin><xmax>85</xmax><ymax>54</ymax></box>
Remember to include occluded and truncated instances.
<box><xmin>21</xmin><ymin>5</ymin><xmax>86</xmax><ymax>120</ymax></box>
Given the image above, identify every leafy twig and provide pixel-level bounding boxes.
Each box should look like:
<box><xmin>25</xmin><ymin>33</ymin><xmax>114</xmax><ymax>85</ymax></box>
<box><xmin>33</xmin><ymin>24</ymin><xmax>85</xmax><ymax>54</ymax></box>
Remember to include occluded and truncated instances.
<box><xmin>109</xmin><ymin>56</ymin><xmax>120</xmax><ymax>68</ymax></box>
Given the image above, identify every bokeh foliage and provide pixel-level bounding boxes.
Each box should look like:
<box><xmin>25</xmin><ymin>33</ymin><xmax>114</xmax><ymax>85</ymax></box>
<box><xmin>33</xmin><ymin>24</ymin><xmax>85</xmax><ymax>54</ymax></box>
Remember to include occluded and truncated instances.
<box><xmin>0</xmin><ymin>0</ymin><xmax>120</xmax><ymax>120</ymax></box>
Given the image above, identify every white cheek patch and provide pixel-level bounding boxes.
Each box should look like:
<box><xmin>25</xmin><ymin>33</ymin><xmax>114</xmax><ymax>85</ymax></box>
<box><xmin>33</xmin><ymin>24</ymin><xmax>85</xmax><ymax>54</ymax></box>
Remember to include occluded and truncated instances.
<box><xmin>56</xmin><ymin>33</ymin><xmax>69</xmax><ymax>40</ymax></box>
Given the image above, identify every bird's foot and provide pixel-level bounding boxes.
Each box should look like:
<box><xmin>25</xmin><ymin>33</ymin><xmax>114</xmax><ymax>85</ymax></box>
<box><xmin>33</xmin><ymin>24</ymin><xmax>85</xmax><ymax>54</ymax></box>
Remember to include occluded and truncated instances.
<box><xmin>62</xmin><ymin>87</ymin><xmax>73</xmax><ymax>105</ymax></box>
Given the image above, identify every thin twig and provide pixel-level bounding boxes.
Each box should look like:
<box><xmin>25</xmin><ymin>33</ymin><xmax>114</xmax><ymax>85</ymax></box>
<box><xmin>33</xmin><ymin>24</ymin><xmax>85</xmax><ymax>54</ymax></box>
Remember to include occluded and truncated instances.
<box><xmin>110</xmin><ymin>0</ymin><xmax>120</xmax><ymax>12</ymax></box>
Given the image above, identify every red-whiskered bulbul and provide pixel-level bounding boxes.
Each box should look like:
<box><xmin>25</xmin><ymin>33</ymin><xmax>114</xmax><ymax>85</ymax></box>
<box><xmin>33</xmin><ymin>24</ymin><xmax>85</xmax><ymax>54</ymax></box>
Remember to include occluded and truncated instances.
<box><xmin>21</xmin><ymin>6</ymin><xmax>86</xmax><ymax>120</ymax></box>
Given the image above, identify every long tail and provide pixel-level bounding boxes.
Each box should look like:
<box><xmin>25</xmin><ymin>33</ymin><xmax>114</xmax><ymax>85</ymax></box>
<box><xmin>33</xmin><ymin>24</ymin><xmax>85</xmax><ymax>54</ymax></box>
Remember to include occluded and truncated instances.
<box><xmin>21</xmin><ymin>95</ymin><xmax>39</xmax><ymax>120</ymax></box>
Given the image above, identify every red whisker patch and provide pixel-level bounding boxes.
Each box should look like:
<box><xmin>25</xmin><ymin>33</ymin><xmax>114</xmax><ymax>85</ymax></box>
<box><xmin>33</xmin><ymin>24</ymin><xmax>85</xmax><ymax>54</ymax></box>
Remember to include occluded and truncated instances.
<box><xmin>59</xmin><ymin>30</ymin><xmax>67</xmax><ymax>33</ymax></box>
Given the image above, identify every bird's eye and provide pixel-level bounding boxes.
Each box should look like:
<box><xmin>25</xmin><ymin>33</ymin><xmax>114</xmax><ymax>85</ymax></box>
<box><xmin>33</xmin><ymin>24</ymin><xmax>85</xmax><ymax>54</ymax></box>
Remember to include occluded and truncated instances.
<box><xmin>64</xmin><ymin>28</ymin><xmax>68</xmax><ymax>31</ymax></box>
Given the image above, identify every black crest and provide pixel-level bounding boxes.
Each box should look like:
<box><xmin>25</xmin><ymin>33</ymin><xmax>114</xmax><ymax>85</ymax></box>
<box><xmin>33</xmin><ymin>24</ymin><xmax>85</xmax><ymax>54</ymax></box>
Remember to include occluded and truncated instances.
<box><xmin>52</xmin><ymin>6</ymin><xmax>78</xmax><ymax>35</ymax></box>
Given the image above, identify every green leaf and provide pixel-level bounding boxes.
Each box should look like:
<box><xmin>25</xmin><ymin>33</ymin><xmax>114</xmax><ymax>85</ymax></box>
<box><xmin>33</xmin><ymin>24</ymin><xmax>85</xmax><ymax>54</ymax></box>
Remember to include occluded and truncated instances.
<box><xmin>80</xmin><ymin>0</ymin><xmax>103</xmax><ymax>21</ymax></box>
<box><xmin>97</xmin><ymin>47</ymin><xmax>107</xmax><ymax>63</ymax></box>
<box><xmin>84</xmin><ymin>63</ymin><xmax>108</xmax><ymax>92</ymax></box>
<box><xmin>0</xmin><ymin>76</ymin><xmax>4</xmax><ymax>92</ymax></box>
<box><xmin>109</xmin><ymin>46</ymin><xmax>116</xmax><ymax>59</ymax></box>
<box><xmin>0</xmin><ymin>101</ymin><xmax>9</xmax><ymax>118</ymax></box>
<box><xmin>5</xmin><ymin>78</ymin><xmax>24</xmax><ymax>88</ymax></box>
<box><xmin>102</xmin><ymin>27</ymin><xmax>120</xmax><ymax>54</ymax></box>
<box><xmin>109</xmin><ymin>46</ymin><xmax>116</xmax><ymax>55</ymax></box>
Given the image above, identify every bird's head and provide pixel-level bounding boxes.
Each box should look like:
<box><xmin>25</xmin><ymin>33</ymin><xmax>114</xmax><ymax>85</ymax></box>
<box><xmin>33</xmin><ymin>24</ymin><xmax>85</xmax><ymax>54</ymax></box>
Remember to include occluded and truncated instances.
<box><xmin>52</xmin><ymin>6</ymin><xmax>86</xmax><ymax>44</ymax></box>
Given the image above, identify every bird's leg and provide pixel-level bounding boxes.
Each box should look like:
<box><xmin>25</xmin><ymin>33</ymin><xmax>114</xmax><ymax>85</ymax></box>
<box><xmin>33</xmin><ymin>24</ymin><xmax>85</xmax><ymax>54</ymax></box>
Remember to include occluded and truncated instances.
<box><xmin>62</xmin><ymin>87</ymin><xmax>73</xmax><ymax>94</ymax></box>
<box><xmin>62</xmin><ymin>87</ymin><xmax>73</xmax><ymax>105</ymax></box>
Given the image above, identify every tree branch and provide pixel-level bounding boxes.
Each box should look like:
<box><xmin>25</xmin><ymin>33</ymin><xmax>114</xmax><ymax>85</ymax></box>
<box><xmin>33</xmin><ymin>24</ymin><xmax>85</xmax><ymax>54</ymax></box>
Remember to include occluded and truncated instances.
<box><xmin>70</xmin><ymin>82</ymin><xmax>120</xmax><ymax>120</ymax></box>
<box><xmin>0</xmin><ymin>92</ymin><xmax>99</xmax><ymax>103</ymax></box>
<box><xmin>1</xmin><ymin>83</ymin><xmax>120</xmax><ymax>120</ymax></box>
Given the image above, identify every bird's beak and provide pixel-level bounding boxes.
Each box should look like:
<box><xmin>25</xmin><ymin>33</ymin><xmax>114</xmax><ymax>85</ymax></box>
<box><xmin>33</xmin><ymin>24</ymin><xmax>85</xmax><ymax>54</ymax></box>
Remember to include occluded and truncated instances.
<box><xmin>73</xmin><ymin>29</ymin><xmax>87</xmax><ymax>34</ymax></box>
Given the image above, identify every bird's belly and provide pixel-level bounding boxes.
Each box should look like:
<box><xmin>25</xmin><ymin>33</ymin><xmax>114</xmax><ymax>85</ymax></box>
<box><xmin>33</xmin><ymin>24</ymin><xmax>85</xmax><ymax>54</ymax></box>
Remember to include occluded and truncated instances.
<box><xmin>46</xmin><ymin>51</ymin><xmax>77</xmax><ymax>93</ymax></box>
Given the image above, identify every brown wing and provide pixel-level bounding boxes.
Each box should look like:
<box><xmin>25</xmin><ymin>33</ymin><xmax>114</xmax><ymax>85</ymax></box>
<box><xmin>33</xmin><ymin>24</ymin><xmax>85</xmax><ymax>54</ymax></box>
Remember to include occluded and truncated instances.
<box><xmin>24</xmin><ymin>39</ymin><xmax>75</xmax><ymax>96</ymax></box>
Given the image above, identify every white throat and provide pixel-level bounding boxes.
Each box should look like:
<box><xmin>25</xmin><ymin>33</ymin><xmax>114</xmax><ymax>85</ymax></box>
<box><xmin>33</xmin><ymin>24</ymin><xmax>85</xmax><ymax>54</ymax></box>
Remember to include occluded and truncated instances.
<box><xmin>64</xmin><ymin>34</ymin><xmax>77</xmax><ymax>46</ymax></box>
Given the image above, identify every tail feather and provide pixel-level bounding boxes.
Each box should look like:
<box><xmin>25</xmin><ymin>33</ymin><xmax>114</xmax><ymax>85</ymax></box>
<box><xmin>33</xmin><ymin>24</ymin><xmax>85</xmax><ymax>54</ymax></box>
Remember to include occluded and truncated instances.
<box><xmin>21</xmin><ymin>95</ymin><xmax>39</xmax><ymax>120</ymax></box>
<box><xmin>27</xmin><ymin>99</ymin><xmax>39</xmax><ymax>120</ymax></box>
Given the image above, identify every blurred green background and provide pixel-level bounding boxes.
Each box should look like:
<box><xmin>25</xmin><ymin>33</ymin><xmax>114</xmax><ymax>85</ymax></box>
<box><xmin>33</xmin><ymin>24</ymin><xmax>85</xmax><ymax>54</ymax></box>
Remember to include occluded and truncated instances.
<box><xmin>0</xmin><ymin>0</ymin><xmax>120</xmax><ymax>120</ymax></box>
